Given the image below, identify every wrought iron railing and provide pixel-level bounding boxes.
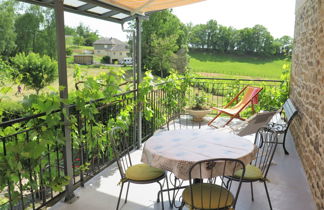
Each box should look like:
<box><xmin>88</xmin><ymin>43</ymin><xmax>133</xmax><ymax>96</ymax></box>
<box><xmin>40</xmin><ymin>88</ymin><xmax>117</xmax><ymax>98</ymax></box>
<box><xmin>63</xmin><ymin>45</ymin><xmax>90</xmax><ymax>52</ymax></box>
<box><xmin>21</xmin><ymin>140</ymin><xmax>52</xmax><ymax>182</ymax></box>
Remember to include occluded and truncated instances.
<box><xmin>0</xmin><ymin>78</ymin><xmax>283</xmax><ymax>209</ymax></box>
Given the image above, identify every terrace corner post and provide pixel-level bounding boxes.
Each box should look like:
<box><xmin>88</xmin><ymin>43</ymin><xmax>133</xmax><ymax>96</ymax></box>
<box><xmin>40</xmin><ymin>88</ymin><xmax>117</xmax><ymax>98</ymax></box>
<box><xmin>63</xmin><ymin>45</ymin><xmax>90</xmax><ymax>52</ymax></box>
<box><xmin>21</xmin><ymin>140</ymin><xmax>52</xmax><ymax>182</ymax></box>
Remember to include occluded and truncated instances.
<box><xmin>136</xmin><ymin>16</ymin><xmax>142</xmax><ymax>148</ymax></box>
<box><xmin>54</xmin><ymin>0</ymin><xmax>75</xmax><ymax>202</ymax></box>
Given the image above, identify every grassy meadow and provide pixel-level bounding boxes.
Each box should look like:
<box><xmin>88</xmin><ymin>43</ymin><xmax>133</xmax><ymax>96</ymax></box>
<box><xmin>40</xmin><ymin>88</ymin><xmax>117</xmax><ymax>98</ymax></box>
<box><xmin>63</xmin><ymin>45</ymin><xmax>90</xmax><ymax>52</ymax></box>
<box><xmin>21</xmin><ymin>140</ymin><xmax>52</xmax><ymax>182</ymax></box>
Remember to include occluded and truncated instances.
<box><xmin>189</xmin><ymin>52</ymin><xmax>289</xmax><ymax>79</ymax></box>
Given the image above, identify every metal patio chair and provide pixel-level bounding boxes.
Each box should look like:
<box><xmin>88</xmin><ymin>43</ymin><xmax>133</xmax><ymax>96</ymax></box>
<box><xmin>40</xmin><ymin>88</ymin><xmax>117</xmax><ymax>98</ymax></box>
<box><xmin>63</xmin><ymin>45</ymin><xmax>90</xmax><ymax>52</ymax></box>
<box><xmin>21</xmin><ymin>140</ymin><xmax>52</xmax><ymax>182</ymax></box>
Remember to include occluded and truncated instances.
<box><xmin>267</xmin><ymin>98</ymin><xmax>298</xmax><ymax>155</ymax></box>
<box><xmin>226</xmin><ymin>127</ymin><xmax>278</xmax><ymax>210</ymax></box>
<box><xmin>179</xmin><ymin>158</ymin><xmax>245</xmax><ymax>210</ymax></box>
<box><xmin>110</xmin><ymin>127</ymin><xmax>170</xmax><ymax>210</ymax></box>
<box><xmin>208</xmin><ymin>86</ymin><xmax>263</xmax><ymax>127</ymax></box>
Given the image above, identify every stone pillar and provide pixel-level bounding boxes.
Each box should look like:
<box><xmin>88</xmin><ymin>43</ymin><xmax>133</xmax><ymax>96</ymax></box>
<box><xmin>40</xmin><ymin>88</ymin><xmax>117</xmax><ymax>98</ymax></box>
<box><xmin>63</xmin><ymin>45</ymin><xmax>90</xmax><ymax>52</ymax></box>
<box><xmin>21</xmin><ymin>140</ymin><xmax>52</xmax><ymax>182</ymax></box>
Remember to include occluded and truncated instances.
<box><xmin>290</xmin><ymin>0</ymin><xmax>324</xmax><ymax>209</ymax></box>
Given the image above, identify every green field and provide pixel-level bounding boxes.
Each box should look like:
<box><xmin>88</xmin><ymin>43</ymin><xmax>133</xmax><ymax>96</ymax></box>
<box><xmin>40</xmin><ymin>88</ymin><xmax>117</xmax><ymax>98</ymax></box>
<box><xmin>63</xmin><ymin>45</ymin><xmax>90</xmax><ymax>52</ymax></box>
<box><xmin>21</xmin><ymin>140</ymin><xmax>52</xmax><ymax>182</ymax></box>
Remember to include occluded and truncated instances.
<box><xmin>189</xmin><ymin>52</ymin><xmax>289</xmax><ymax>79</ymax></box>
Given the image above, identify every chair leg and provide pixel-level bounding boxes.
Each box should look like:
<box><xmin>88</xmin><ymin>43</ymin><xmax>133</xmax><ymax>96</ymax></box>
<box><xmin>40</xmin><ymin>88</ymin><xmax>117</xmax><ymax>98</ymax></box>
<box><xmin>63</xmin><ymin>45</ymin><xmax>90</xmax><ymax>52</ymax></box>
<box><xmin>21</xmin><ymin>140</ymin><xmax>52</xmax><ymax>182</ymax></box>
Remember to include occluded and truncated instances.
<box><xmin>224</xmin><ymin>117</ymin><xmax>235</xmax><ymax>126</ymax></box>
<box><xmin>116</xmin><ymin>182</ymin><xmax>125</xmax><ymax>210</ymax></box>
<box><xmin>250</xmin><ymin>182</ymin><xmax>254</xmax><ymax>201</ymax></box>
<box><xmin>282</xmin><ymin>133</ymin><xmax>289</xmax><ymax>155</ymax></box>
<box><xmin>208</xmin><ymin>112</ymin><xmax>222</xmax><ymax>126</ymax></box>
<box><xmin>263</xmin><ymin>181</ymin><xmax>273</xmax><ymax>210</ymax></box>
<box><xmin>157</xmin><ymin>181</ymin><xmax>165</xmax><ymax>210</ymax></box>
<box><xmin>165</xmin><ymin>175</ymin><xmax>172</xmax><ymax>207</ymax></box>
<box><xmin>179</xmin><ymin>201</ymin><xmax>185</xmax><ymax>210</ymax></box>
<box><xmin>124</xmin><ymin>182</ymin><xmax>130</xmax><ymax>204</ymax></box>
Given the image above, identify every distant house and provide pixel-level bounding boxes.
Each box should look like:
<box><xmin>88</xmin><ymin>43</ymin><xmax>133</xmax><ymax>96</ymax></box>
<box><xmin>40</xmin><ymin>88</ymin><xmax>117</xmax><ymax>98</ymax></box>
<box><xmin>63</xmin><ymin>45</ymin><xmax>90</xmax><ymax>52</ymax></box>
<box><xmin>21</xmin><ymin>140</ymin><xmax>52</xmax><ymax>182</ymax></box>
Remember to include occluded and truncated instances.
<box><xmin>93</xmin><ymin>37</ymin><xmax>130</xmax><ymax>64</ymax></box>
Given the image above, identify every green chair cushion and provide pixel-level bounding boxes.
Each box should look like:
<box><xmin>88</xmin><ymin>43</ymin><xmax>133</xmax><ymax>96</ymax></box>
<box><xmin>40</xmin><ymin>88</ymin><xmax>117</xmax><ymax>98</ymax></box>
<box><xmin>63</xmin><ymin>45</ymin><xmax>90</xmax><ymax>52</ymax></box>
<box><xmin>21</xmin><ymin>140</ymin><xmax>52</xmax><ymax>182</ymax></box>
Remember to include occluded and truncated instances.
<box><xmin>182</xmin><ymin>183</ymin><xmax>234</xmax><ymax>209</ymax></box>
<box><xmin>125</xmin><ymin>164</ymin><xmax>164</xmax><ymax>181</ymax></box>
<box><xmin>234</xmin><ymin>164</ymin><xmax>263</xmax><ymax>180</ymax></box>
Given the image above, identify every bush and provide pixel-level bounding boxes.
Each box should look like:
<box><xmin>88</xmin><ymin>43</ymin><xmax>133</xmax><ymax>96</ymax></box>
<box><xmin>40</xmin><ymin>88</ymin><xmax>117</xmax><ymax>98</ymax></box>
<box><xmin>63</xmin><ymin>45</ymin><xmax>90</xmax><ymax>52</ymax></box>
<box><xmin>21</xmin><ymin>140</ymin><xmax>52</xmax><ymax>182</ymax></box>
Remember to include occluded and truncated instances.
<box><xmin>66</xmin><ymin>47</ymin><xmax>73</xmax><ymax>56</ymax></box>
<box><xmin>0</xmin><ymin>100</ymin><xmax>24</xmax><ymax>121</ymax></box>
<box><xmin>101</xmin><ymin>56</ymin><xmax>110</xmax><ymax>64</ymax></box>
<box><xmin>11</xmin><ymin>52</ymin><xmax>58</xmax><ymax>94</ymax></box>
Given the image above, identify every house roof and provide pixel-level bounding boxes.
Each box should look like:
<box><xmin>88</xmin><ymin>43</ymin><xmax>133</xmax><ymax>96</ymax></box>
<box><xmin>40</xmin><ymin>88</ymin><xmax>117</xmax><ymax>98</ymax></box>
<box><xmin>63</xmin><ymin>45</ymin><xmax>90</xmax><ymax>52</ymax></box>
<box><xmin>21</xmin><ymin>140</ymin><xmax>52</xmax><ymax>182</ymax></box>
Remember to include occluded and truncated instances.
<box><xmin>110</xmin><ymin>45</ymin><xmax>129</xmax><ymax>52</ymax></box>
<box><xmin>93</xmin><ymin>37</ymin><xmax>126</xmax><ymax>45</ymax></box>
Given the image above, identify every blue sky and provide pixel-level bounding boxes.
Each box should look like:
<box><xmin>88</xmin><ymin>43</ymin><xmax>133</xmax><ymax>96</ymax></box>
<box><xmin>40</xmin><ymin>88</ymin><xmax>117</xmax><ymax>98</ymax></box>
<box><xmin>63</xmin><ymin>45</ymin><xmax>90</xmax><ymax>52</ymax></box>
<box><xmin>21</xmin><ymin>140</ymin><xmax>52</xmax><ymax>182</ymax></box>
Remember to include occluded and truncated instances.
<box><xmin>64</xmin><ymin>0</ymin><xmax>296</xmax><ymax>41</ymax></box>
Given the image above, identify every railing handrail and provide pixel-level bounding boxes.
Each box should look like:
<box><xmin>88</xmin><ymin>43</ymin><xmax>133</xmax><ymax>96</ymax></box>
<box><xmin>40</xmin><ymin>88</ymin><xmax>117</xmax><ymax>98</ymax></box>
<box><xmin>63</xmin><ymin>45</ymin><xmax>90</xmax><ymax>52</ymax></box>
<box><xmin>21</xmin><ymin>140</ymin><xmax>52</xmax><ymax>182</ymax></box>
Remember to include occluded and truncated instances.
<box><xmin>192</xmin><ymin>77</ymin><xmax>284</xmax><ymax>83</ymax></box>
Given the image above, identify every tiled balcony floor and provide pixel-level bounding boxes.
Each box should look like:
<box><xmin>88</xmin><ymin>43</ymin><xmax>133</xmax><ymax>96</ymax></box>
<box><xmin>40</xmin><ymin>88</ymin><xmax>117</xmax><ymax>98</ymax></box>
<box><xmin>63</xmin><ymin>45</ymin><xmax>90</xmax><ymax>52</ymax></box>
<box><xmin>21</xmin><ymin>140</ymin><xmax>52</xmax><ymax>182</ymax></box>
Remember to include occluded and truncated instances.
<box><xmin>50</xmin><ymin>118</ymin><xmax>316</xmax><ymax>210</ymax></box>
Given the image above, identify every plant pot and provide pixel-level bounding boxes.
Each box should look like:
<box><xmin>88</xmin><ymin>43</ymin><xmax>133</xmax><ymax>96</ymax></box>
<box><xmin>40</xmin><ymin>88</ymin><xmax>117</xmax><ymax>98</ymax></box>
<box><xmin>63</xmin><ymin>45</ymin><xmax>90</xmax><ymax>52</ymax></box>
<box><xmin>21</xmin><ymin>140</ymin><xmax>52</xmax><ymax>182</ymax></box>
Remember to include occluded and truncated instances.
<box><xmin>187</xmin><ymin>109</ymin><xmax>211</xmax><ymax>122</ymax></box>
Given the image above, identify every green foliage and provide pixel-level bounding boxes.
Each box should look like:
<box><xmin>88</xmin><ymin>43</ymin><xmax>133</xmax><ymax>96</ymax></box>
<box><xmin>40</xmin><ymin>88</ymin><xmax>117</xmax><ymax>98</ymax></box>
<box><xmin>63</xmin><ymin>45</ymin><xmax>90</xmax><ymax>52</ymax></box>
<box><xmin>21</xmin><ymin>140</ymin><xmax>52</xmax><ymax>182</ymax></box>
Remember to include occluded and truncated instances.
<box><xmin>138</xmin><ymin>71</ymin><xmax>156</xmax><ymax>121</ymax></box>
<box><xmin>142</xmin><ymin>10</ymin><xmax>189</xmax><ymax>77</ymax></box>
<box><xmin>73</xmin><ymin>35</ymin><xmax>84</xmax><ymax>46</ymax></box>
<box><xmin>14</xmin><ymin>5</ymin><xmax>56</xmax><ymax>58</ymax></box>
<box><xmin>0</xmin><ymin>59</ymin><xmax>18</xmax><ymax>110</ymax></box>
<box><xmin>65</xmin><ymin>26</ymin><xmax>77</xmax><ymax>36</ymax></box>
<box><xmin>139</xmin><ymin>70</ymin><xmax>191</xmax><ymax>127</ymax></box>
<box><xmin>101</xmin><ymin>56</ymin><xmax>110</xmax><ymax>64</ymax></box>
<box><xmin>191</xmin><ymin>94</ymin><xmax>208</xmax><ymax>110</ymax></box>
<box><xmin>0</xmin><ymin>0</ymin><xmax>16</xmax><ymax>57</ymax></box>
<box><xmin>0</xmin><ymin>100</ymin><xmax>24</xmax><ymax>122</ymax></box>
<box><xmin>0</xmin><ymin>65</ymin><xmax>133</xmax><ymax>206</ymax></box>
<box><xmin>188</xmin><ymin>19</ymin><xmax>292</xmax><ymax>57</ymax></box>
<box><xmin>66</xmin><ymin>47</ymin><xmax>73</xmax><ymax>56</ymax></box>
<box><xmin>11</xmin><ymin>52</ymin><xmax>58</xmax><ymax>94</ymax></box>
<box><xmin>70</xmin><ymin>23</ymin><xmax>99</xmax><ymax>46</ymax></box>
<box><xmin>257</xmin><ymin>63</ymin><xmax>290</xmax><ymax>111</ymax></box>
<box><xmin>0</xmin><ymin>91</ymin><xmax>65</xmax><ymax>205</ymax></box>
<box><xmin>149</xmin><ymin>34</ymin><xmax>178</xmax><ymax>77</ymax></box>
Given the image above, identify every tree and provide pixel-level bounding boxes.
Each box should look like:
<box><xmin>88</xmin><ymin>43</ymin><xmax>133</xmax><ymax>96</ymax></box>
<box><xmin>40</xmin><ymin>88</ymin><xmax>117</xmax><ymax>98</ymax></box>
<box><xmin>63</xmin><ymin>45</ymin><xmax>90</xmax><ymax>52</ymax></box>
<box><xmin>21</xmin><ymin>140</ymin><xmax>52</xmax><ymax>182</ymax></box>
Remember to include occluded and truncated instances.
<box><xmin>214</xmin><ymin>25</ymin><xmax>233</xmax><ymax>52</ymax></box>
<box><xmin>15</xmin><ymin>5</ymin><xmax>56</xmax><ymax>58</ymax></box>
<box><xmin>0</xmin><ymin>0</ymin><xmax>16</xmax><ymax>57</ymax></box>
<box><xmin>276</xmin><ymin>35</ymin><xmax>293</xmax><ymax>56</ymax></box>
<box><xmin>251</xmin><ymin>25</ymin><xmax>274</xmax><ymax>56</ymax></box>
<box><xmin>205</xmin><ymin>19</ymin><xmax>218</xmax><ymax>50</ymax></box>
<box><xmin>142</xmin><ymin>10</ymin><xmax>188</xmax><ymax>76</ymax></box>
<box><xmin>34</xmin><ymin>9</ymin><xmax>56</xmax><ymax>58</ymax></box>
<box><xmin>75</xmin><ymin>23</ymin><xmax>99</xmax><ymax>46</ymax></box>
<box><xmin>11</xmin><ymin>52</ymin><xmax>57</xmax><ymax>94</ymax></box>
<box><xmin>15</xmin><ymin>6</ymin><xmax>44</xmax><ymax>53</ymax></box>
<box><xmin>189</xmin><ymin>24</ymin><xmax>208</xmax><ymax>49</ymax></box>
<box><xmin>150</xmin><ymin>34</ymin><xmax>178</xmax><ymax>77</ymax></box>
<box><xmin>65</xmin><ymin>26</ymin><xmax>77</xmax><ymax>36</ymax></box>
<box><xmin>187</xmin><ymin>20</ymin><xmax>288</xmax><ymax>57</ymax></box>
<box><xmin>236</xmin><ymin>27</ymin><xmax>255</xmax><ymax>54</ymax></box>
<box><xmin>73</xmin><ymin>35</ymin><xmax>85</xmax><ymax>46</ymax></box>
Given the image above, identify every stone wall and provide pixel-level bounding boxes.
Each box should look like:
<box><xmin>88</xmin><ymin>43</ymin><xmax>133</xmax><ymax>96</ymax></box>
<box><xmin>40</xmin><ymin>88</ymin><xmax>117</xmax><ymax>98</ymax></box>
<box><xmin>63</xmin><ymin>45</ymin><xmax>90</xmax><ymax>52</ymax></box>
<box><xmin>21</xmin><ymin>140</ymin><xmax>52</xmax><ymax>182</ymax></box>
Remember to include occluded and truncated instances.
<box><xmin>290</xmin><ymin>0</ymin><xmax>324</xmax><ymax>209</ymax></box>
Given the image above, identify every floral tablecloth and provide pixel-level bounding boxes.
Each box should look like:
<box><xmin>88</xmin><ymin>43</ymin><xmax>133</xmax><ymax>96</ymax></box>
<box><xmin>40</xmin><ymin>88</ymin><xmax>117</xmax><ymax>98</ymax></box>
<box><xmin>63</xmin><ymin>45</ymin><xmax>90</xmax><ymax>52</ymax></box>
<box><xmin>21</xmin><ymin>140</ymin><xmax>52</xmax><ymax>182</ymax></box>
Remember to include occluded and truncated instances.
<box><xmin>141</xmin><ymin>129</ymin><xmax>257</xmax><ymax>180</ymax></box>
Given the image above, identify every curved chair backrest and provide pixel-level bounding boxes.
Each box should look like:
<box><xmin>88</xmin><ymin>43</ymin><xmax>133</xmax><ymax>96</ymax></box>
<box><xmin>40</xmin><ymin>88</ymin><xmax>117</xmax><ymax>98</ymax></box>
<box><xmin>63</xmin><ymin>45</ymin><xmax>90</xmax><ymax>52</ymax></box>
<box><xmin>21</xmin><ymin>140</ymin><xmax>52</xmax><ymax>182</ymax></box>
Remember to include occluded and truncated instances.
<box><xmin>110</xmin><ymin>127</ymin><xmax>132</xmax><ymax>179</ymax></box>
<box><xmin>252</xmin><ymin>127</ymin><xmax>278</xmax><ymax>178</ymax></box>
<box><xmin>188</xmin><ymin>158</ymin><xmax>245</xmax><ymax>209</ymax></box>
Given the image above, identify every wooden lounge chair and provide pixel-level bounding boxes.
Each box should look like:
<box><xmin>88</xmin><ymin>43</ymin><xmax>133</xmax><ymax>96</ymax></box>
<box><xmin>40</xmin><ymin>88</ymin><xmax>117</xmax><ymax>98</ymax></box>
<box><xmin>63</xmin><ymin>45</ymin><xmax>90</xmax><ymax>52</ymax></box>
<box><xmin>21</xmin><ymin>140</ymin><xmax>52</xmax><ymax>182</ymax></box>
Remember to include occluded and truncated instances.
<box><xmin>208</xmin><ymin>86</ymin><xmax>263</xmax><ymax>127</ymax></box>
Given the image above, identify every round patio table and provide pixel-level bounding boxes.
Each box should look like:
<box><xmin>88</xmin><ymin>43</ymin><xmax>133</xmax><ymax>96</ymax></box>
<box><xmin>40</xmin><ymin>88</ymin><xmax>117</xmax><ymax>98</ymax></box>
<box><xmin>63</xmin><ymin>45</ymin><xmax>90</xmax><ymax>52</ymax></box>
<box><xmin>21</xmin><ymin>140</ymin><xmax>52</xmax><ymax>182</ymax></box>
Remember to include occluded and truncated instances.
<box><xmin>141</xmin><ymin>129</ymin><xmax>257</xmax><ymax>180</ymax></box>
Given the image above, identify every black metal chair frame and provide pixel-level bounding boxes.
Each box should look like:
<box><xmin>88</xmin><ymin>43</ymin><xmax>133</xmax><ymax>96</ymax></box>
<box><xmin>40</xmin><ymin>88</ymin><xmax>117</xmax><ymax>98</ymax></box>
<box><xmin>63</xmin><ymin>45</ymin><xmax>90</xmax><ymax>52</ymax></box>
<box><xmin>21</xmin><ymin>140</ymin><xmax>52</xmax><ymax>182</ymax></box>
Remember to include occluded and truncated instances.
<box><xmin>267</xmin><ymin>98</ymin><xmax>298</xmax><ymax>155</ymax></box>
<box><xmin>179</xmin><ymin>158</ymin><xmax>246</xmax><ymax>210</ymax></box>
<box><xmin>227</xmin><ymin>127</ymin><xmax>278</xmax><ymax>210</ymax></box>
<box><xmin>110</xmin><ymin>127</ymin><xmax>170</xmax><ymax>210</ymax></box>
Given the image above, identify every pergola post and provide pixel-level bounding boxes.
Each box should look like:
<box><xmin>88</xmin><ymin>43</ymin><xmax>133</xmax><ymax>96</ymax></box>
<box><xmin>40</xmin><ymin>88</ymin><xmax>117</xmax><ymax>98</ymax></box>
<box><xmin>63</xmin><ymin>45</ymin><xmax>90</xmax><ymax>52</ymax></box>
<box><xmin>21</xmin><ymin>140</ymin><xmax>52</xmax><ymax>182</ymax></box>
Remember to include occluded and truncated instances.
<box><xmin>54</xmin><ymin>0</ymin><xmax>75</xmax><ymax>202</ymax></box>
<box><xmin>135</xmin><ymin>16</ymin><xmax>142</xmax><ymax>148</ymax></box>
